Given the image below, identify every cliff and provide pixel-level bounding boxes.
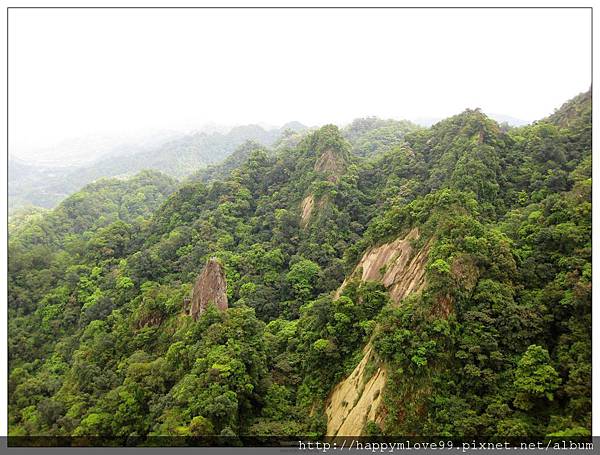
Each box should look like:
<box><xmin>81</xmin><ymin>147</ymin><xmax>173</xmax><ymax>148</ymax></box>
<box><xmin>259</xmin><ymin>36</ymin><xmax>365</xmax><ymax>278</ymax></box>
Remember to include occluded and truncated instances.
<box><xmin>189</xmin><ymin>257</ymin><xmax>228</xmax><ymax>320</ymax></box>
<box><xmin>326</xmin><ymin>344</ymin><xmax>387</xmax><ymax>436</ymax></box>
<box><xmin>326</xmin><ymin>228</ymin><xmax>430</xmax><ymax>436</ymax></box>
<box><xmin>314</xmin><ymin>148</ymin><xmax>346</xmax><ymax>182</ymax></box>
<box><xmin>335</xmin><ymin>228</ymin><xmax>428</xmax><ymax>302</ymax></box>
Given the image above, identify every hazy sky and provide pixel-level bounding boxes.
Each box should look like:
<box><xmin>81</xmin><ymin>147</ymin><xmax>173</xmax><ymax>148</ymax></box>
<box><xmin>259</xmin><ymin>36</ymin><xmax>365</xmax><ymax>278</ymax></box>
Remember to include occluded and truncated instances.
<box><xmin>9</xmin><ymin>8</ymin><xmax>592</xmax><ymax>152</ymax></box>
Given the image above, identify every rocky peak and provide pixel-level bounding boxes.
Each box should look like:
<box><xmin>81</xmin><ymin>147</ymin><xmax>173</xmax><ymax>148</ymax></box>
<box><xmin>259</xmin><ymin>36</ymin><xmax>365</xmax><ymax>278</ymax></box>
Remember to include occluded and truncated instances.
<box><xmin>311</xmin><ymin>125</ymin><xmax>350</xmax><ymax>182</ymax></box>
<box><xmin>314</xmin><ymin>148</ymin><xmax>346</xmax><ymax>182</ymax></box>
<box><xmin>335</xmin><ymin>227</ymin><xmax>429</xmax><ymax>304</ymax></box>
<box><xmin>189</xmin><ymin>257</ymin><xmax>228</xmax><ymax>320</ymax></box>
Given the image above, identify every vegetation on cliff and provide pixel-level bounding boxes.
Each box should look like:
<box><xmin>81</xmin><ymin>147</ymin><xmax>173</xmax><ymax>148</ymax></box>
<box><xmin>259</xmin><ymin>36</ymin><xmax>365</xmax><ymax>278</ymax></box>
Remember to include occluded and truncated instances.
<box><xmin>8</xmin><ymin>91</ymin><xmax>591</xmax><ymax>440</ymax></box>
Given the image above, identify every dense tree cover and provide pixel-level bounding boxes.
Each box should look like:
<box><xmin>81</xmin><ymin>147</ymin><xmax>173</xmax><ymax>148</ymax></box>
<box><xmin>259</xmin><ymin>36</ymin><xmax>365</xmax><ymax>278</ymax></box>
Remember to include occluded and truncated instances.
<box><xmin>8</xmin><ymin>91</ymin><xmax>591</xmax><ymax>441</ymax></box>
<box><xmin>363</xmin><ymin>93</ymin><xmax>591</xmax><ymax>437</ymax></box>
<box><xmin>187</xmin><ymin>140</ymin><xmax>264</xmax><ymax>183</ymax></box>
<box><xmin>342</xmin><ymin>117</ymin><xmax>423</xmax><ymax>157</ymax></box>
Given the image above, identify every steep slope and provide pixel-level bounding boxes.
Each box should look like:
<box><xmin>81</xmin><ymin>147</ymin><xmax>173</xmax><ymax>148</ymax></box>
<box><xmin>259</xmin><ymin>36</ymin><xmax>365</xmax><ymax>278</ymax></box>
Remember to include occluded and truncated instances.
<box><xmin>188</xmin><ymin>257</ymin><xmax>228</xmax><ymax>320</ymax></box>
<box><xmin>546</xmin><ymin>89</ymin><xmax>591</xmax><ymax>129</ymax></box>
<box><xmin>326</xmin><ymin>344</ymin><xmax>386</xmax><ymax>436</ymax></box>
<box><xmin>336</xmin><ymin>228</ymin><xmax>428</xmax><ymax>302</ymax></box>
<box><xmin>298</xmin><ymin>125</ymin><xmax>351</xmax><ymax>228</ymax></box>
<box><xmin>300</xmin><ymin>193</ymin><xmax>315</xmax><ymax>227</ymax></box>
<box><xmin>327</xmin><ymin>228</ymin><xmax>430</xmax><ymax>436</ymax></box>
<box><xmin>407</xmin><ymin>109</ymin><xmax>509</xmax><ymax>207</ymax></box>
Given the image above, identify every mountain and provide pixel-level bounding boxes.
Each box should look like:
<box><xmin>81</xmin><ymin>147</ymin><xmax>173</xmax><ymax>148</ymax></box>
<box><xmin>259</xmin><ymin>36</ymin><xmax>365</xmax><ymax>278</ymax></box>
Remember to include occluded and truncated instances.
<box><xmin>8</xmin><ymin>157</ymin><xmax>76</xmax><ymax>211</ymax></box>
<box><xmin>187</xmin><ymin>140</ymin><xmax>270</xmax><ymax>184</ymax></box>
<box><xmin>187</xmin><ymin>117</ymin><xmax>422</xmax><ymax>186</ymax></box>
<box><xmin>342</xmin><ymin>117</ymin><xmax>423</xmax><ymax>157</ymax></box>
<box><xmin>414</xmin><ymin>113</ymin><xmax>531</xmax><ymax>128</ymax></box>
<box><xmin>546</xmin><ymin>89</ymin><xmax>592</xmax><ymax>128</ymax></box>
<box><xmin>8</xmin><ymin>91</ymin><xmax>591</xmax><ymax>442</ymax></box>
<box><xmin>9</xmin><ymin>123</ymin><xmax>307</xmax><ymax>212</ymax></box>
<box><xmin>9</xmin><ymin>170</ymin><xmax>177</xmax><ymax>247</ymax></box>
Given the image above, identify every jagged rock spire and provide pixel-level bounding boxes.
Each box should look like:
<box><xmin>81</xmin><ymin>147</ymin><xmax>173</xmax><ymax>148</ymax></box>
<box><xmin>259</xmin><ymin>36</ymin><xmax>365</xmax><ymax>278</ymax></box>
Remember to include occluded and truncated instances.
<box><xmin>189</xmin><ymin>257</ymin><xmax>228</xmax><ymax>320</ymax></box>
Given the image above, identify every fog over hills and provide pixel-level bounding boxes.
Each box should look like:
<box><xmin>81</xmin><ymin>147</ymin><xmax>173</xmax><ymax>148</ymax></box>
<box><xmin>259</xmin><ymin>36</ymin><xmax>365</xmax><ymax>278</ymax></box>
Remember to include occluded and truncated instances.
<box><xmin>11</xmin><ymin>129</ymin><xmax>185</xmax><ymax>167</ymax></box>
<box><xmin>9</xmin><ymin>122</ymin><xmax>307</xmax><ymax>212</ymax></box>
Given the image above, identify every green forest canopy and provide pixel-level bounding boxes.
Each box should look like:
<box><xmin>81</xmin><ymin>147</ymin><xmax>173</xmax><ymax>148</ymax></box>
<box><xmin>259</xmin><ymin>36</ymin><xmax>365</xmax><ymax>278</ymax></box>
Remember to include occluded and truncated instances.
<box><xmin>8</xmin><ymin>90</ymin><xmax>591</xmax><ymax>441</ymax></box>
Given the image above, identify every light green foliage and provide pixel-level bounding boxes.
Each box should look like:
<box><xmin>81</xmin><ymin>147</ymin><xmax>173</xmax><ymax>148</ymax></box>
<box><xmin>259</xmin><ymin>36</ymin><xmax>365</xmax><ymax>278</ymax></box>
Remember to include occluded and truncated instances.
<box><xmin>188</xmin><ymin>416</ymin><xmax>215</xmax><ymax>436</ymax></box>
<box><xmin>286</xmin><ymin>259</ymin><xmax>321</xmax><ymax>301</ymax></box>
<box><xmin>513</xmin><ymin>345</ymin><xmax>561</xmax><ymax>410</ymax></box>
<box><xmin>8</xmin><ymin>91</ymin><xmax>591</xmax><ymax>440</ymax></box>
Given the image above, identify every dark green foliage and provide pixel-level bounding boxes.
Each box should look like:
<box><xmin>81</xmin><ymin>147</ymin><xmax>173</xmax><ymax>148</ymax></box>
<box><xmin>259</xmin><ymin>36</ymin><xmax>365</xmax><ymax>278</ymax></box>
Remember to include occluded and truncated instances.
<box><xmin>8</xmin><ymin>91</ymin><xmax>591</xmax><ymax>440</ymax></box>
<box><xmin>343</xmin><ymin>117</ymin><xmax>422</xmax><ymax>157</ymax></box>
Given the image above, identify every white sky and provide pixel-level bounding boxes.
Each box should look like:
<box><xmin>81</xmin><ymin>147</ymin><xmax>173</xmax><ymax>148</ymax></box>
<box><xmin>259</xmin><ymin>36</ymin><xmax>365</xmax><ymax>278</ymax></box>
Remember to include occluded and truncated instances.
<box><xmin>8</xmin><ymin>8</ymin><xmax>592</xmax><ymax>152</ymax></box>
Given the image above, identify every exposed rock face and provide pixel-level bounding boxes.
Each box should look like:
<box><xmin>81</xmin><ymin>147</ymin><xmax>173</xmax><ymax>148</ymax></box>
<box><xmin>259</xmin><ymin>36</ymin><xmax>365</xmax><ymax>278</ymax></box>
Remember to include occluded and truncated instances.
<box><xmin>314</xmin><ymin>148</ymin><xmax>346</xmax><ymax>182</ymax></box>
<box><xmin>300</xmin><ymin>193</ymin><xmax>331</xmax><ymax>229</ymax></box>
<box><xmin>189</xmin><ymin>257</ymin><xmax>228</xmax><ymax>320</ymax></box>
<box><xmin>327</xmin><ymin>228</ymin><xmax>431</xmax><ymax>436</ymax></box>
<box><xmin>335</xmin><ymin>228</ymin><xmax>429</xmax><ymax>303</ymax></box>
<box><xmin>300</xmin><ymin>194</ymin><xmax>314</xmax><ymax>227</ymax></box>
<box><xmin>326</xmin><ymin>344</ymin><xmax>386</xmax><ymax>436</ymax></box>
<box><xmin>299</xmin><ymin>146</ymin><xmax>347</xmax><ymax>228</ymax></box>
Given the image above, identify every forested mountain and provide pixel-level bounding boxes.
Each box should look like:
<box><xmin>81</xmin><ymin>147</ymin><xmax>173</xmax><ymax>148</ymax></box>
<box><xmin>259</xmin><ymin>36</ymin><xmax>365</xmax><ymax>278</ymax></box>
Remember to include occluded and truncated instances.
<box><xmin>342</xmin><ymin>117</ymin><xmax>423</xmax><ymax>157</ymax></box>
<box><xmin>187</xmin><ymin>140</ymin><xmax>270</xmax><ymax>184</ymax></box>
<box><xmin>9</xmin><ymin>123</ymin><xmax>306</xmax><ymax>212</ymax></box>
<box><xmin>8</xmin><ymin>91</ymin><xmax>591</xmax><ymax>443</ymax></box>
<box><xmin>414</xmin><ymin>113</ymin><xmax>531</xmax><ymax>128</ymax></box>
<box><xmin>188</xmin><ymin>118</ymin><xmax>423</xmax><ymax>185</ymax></box>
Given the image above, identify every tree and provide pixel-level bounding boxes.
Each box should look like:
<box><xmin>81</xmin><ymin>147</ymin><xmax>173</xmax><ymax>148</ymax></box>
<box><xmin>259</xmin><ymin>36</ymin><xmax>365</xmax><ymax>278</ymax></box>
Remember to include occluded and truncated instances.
<box><xmin>286</xmin><ymin>259</ymin><xmax>321</xmax><ymax>301</ymax></box>
<box><xmin>513</xmin><ymin>345</ymin><xmax>561</xmax><ymax>410</ymax></box>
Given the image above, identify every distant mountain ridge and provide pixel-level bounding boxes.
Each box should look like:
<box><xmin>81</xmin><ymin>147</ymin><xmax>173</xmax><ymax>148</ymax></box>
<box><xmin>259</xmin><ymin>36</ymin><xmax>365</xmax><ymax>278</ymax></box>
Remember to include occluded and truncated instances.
<box><xmin>9</xmin><ymin>122</ymin><xmax>307</xmax><ymax>212</ymax></box>
<box><xmin>7</xmin><ymin>102</ymin><xmax>575</xmax><ymax>214</ymax></box>
<box><xmin>12</xmin><ymin>130</ymin><xmax>183</xmax><ymax>167</ymax></box>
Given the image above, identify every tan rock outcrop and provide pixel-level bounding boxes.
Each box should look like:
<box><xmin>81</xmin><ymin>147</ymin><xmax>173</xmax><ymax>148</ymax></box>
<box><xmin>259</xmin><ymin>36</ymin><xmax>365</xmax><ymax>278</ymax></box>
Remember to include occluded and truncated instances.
<box><xmin>315</xmin><ymin>148</ymin><xmax>346</xmax><ymax>182</ymax></box>
<box><xmin>300</xmin><ymin>194</ymin><xmax>314</xmax><ymax>227</ymax></box>
<box><xmin>335</xmin><ymin>228</ymin><xmax>429</xmax><ymax>303</ymax></box>
<box><xmin>326</xmin><ymin>228</ymin><xmax>431</xmax><ymax>436</ymax></box>
<box><xmin>189</xmin><ymin>257</ymin><xmax>228</xmax><ymax>320</ymax></box>
<box><xmin>326</xmin><ymin>344</ymin><xmax>386</xmax><ymax>436</ymax></box>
